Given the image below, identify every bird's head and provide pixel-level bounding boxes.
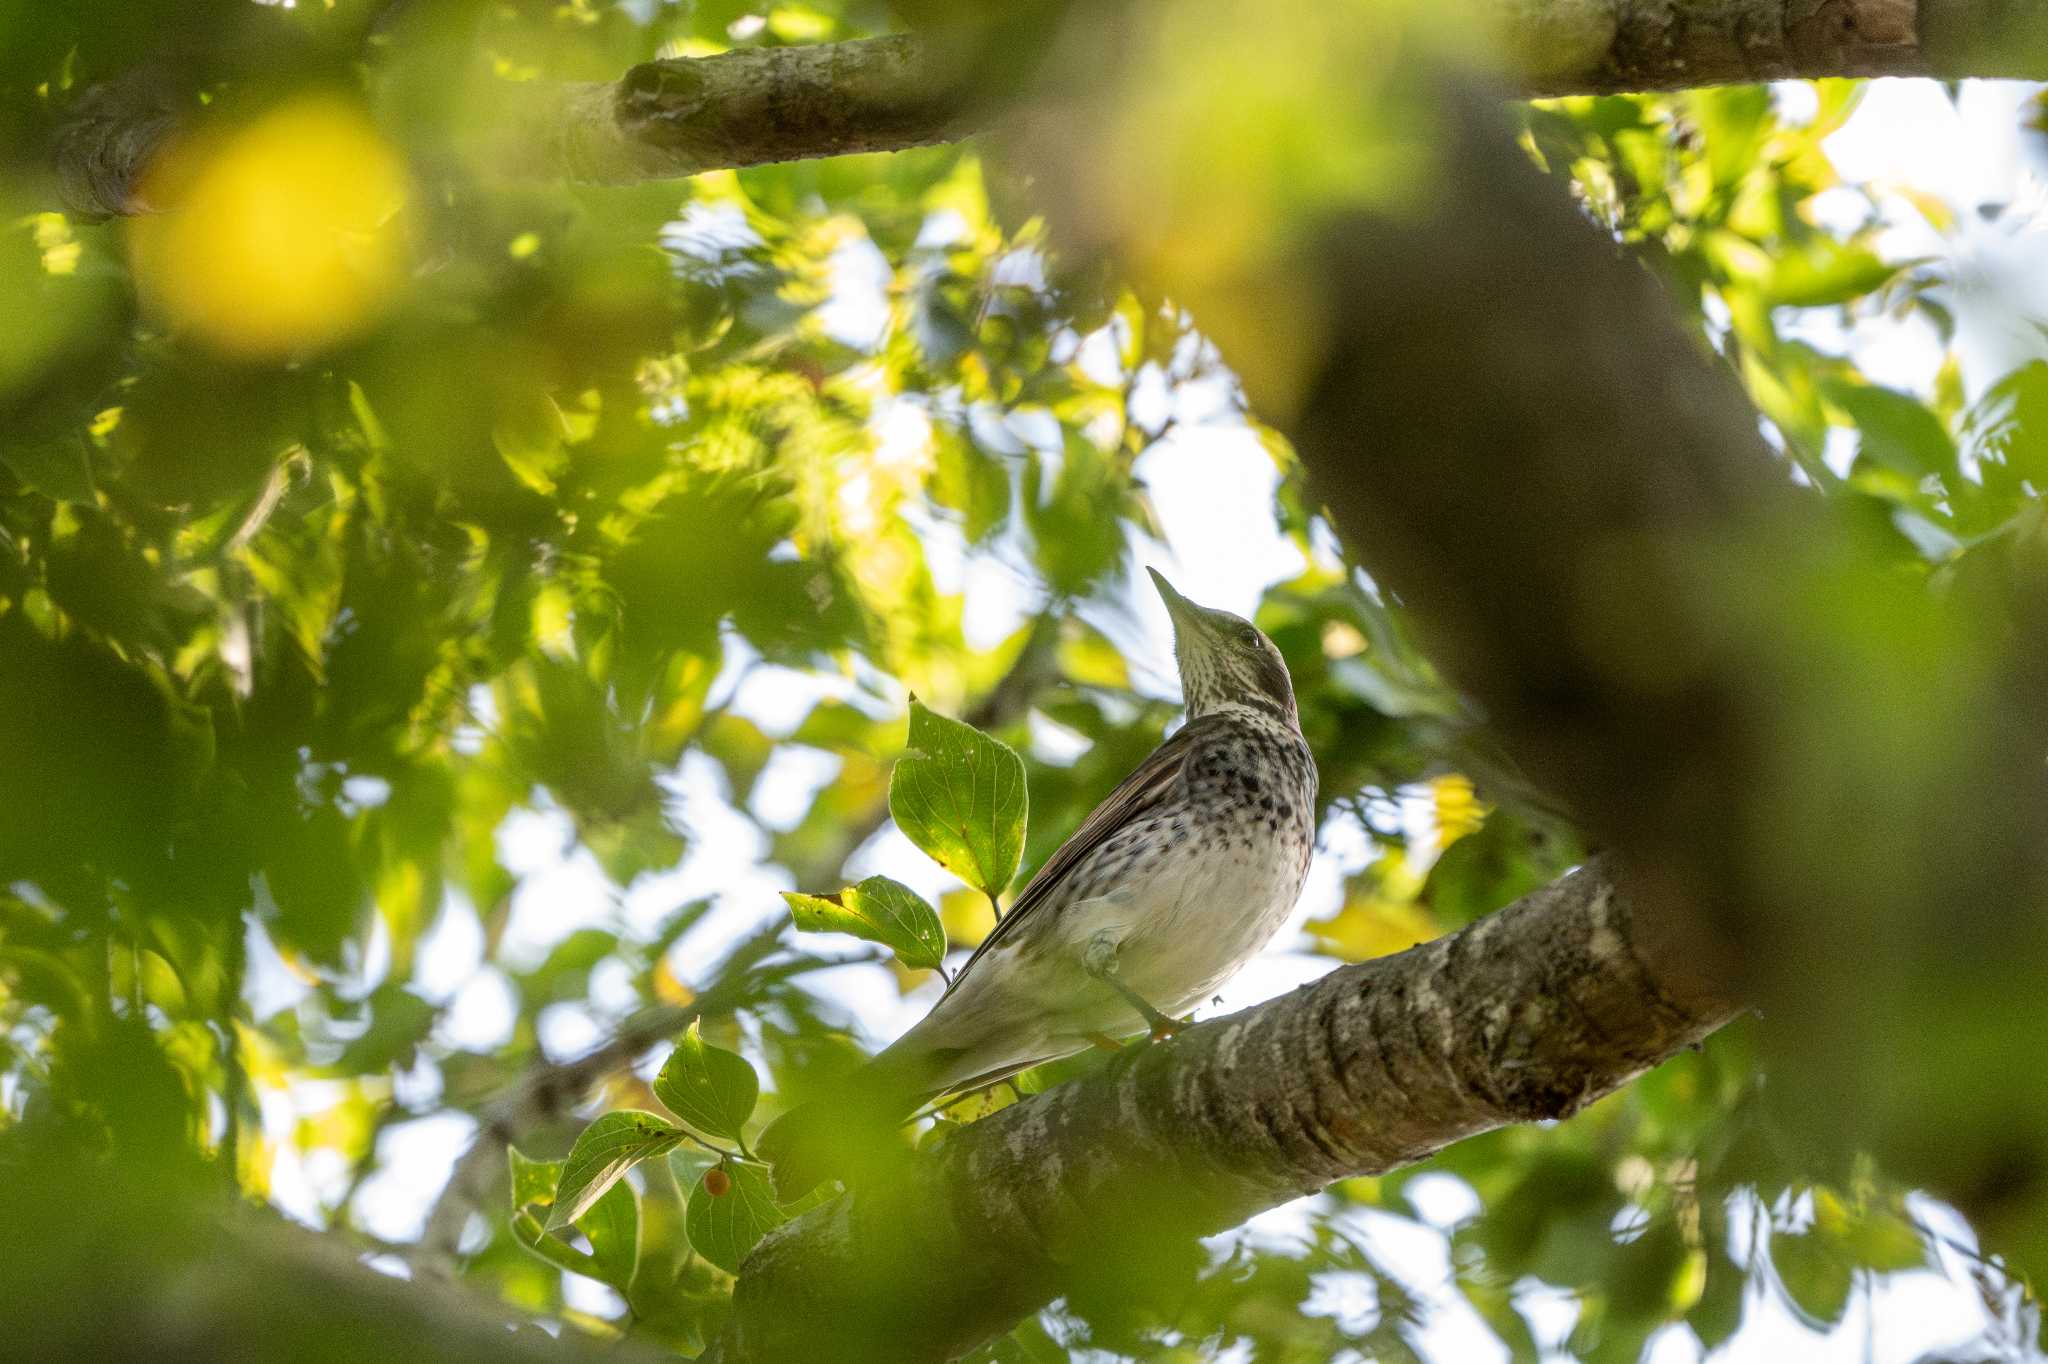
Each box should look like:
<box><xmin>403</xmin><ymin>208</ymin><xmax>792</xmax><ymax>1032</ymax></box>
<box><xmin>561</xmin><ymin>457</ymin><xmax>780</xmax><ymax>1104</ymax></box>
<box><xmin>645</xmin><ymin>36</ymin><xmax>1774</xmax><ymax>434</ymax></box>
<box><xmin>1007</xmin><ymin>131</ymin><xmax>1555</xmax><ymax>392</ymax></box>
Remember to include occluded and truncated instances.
<box><xmin>1148</xmin><ymin>568</ymin><xmax>1297</xmax><ymax>724</ymax></box>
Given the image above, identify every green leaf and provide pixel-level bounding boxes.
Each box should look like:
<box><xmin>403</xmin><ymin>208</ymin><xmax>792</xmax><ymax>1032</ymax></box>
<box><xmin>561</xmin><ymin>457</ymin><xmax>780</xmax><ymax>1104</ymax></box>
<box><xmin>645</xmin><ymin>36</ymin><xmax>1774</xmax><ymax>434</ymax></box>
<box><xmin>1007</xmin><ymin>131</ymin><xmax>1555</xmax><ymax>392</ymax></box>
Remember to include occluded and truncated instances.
<box><xmin>508</xmin><ymin>1146</ymin><xmax>564</xmax><ymax>1210</ymax></box>
<box><xmin>579</xmin><ymin>1176</ymin><xmax>641</xmax><ymax>1292</ymax></box>
<box><xmin>781</xmin><ymin>875</ymin><xmax>947</xmax><ymax>973</ymax></box>
<box><xmin>685</xmin><ymin>1163</ymin><xmax>787</xmax><ymax>1275</ymax></box>
<box><xmin>1825</xmin><ymin>380</ymin><xmax>1957</xmax><ymax>481</ymax></box>
<box><xmin>887</xmin><ymin>697</ymin><xmax>1027</xmax><ymax>899</ymax></box>
<box><xmin>511</xmin><ymin>1208</ymin><xmax>603</xmax><ymax>1278</ymax></box>
<box><xmin>654</xmin><ymin>1019</ymin><xmax>760</xmax><ymax>1143</ymax></box>
<box><xmin>1687</xmin><ymin>1248</ymin><xmax>1747</xmax><ymax>1352</ymax></box>
<box><xmin>1963</xmin><ymin>360</ymin><xmax>2048</xmax><ymax>485</ymax></box>
<box><xmin>1762</xmin><ymin>239</ymin><xmax>1902</xmax><ymax>308</ymax></box>
<box><xmin>547</xmin><ymin>1110</ymin><xmax>687</xmax><ymax>1231</ymax></box>
<box><xmin>1813</xmin><ymin>1188</ymin><xmax>1928</xmax><ymax>1273</ymax></box>
<box><xmin>1771</xmin><ymin>1228</ymin><xmax>1853</xmax><ymax>1328</ymax></box>
<box><xmin>0</xmin><ymin>434</ymin><xmax>94</xmax><ymax>502</ymax></box>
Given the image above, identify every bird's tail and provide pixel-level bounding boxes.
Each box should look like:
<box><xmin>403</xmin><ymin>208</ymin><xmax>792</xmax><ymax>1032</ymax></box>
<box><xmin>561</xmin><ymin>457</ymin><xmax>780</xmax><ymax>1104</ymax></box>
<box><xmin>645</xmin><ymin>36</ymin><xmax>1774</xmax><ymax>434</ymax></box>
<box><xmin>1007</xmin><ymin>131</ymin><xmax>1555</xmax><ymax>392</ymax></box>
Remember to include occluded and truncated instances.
<box><xmin>757</xmin><ymin>1047</ymin><xmax>940</xmax><ymax>1201</ymax></box>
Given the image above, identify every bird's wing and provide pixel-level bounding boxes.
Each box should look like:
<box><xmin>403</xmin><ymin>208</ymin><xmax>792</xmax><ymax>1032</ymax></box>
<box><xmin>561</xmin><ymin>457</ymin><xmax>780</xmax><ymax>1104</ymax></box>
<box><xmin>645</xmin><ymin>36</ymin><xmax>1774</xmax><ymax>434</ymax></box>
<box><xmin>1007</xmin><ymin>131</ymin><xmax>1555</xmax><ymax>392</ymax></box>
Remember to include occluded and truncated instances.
<box><xmin>940</xmin><ymin>714</ymin><xmax>1221</xmax><ymax>997</ymax></box>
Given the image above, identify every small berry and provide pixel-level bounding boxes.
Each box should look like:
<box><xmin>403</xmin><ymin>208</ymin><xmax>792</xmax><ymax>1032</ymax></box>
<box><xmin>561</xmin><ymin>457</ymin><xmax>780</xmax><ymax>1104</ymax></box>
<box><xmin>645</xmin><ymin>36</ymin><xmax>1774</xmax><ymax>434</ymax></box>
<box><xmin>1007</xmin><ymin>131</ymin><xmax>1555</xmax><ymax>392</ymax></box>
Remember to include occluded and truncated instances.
<box><xmin>704</xmin><ymin>1168</ymin><xmax>731</xmax><ymax>1197</ymax></box>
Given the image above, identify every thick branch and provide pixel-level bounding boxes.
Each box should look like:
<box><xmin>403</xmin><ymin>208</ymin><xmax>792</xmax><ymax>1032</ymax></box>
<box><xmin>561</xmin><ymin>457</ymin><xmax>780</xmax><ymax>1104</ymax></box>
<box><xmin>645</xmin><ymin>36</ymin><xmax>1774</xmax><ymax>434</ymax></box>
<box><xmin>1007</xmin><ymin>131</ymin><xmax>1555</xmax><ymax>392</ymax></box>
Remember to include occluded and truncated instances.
<box><xmin>51</xmin><ymin>0</ymin><xmax>2048</xmax><ymax>218</ymax></box>
<box><xmin>1271</xmin><ymin>62</ymin><xmax>2048</xmax><ymax>1244</ymax></box>
<box><xmin>493</xmin><ymin>35</ymin><xmax>976</xmax><ymax>186</ymax></box>
<box><xmin>721</xmin><ymin>857</ymin><xmax>1739</xmax><ymax>1364</ymax></box>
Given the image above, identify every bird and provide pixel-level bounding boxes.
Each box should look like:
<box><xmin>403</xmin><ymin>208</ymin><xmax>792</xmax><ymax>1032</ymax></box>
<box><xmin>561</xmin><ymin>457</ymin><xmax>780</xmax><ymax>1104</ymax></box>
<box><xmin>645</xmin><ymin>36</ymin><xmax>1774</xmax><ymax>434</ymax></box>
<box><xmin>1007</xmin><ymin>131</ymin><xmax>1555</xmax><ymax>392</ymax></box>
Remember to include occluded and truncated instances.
<box><xmin>760</xmin><ymin>568</ymin><xmax>1318</xmax><ymax>1198</ymax></box>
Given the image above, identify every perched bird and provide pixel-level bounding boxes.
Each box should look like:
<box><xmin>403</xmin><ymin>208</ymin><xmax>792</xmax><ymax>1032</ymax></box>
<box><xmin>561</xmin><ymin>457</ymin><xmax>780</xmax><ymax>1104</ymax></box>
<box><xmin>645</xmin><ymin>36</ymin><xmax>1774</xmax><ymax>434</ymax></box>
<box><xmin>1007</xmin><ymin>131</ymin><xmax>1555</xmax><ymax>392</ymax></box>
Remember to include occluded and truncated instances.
<box><xmin>761</xmin><ymin>569</ymin><xmax>1318</xmax><ymax>1197</ymax></box>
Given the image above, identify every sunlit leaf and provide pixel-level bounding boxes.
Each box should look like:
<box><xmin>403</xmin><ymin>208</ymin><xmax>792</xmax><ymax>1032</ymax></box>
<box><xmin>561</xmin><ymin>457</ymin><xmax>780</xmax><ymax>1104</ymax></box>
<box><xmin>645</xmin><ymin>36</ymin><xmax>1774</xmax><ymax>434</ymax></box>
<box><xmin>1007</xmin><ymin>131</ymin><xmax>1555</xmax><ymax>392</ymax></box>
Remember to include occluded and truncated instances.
<box><xmin>127</xmin><ymin>96</ymin><xmax>410</xmax><ymax>359</ymax></box>
<box><xmin>547</xmin><ymin>1111</ymin><xmax>687</xmax><ymax>1231</ymax></box>
<box><xmin>654</xmin><ymin>1019</ymin><xmax>760</xmax><ymax>1144</ymax></box>
<box><xmin>509</xmin><ymin>1146</ymin><xmax>564</xmax><ymax>1211</ymax></box>
<box><xmin>887</xmin><ymin>698</ymin><xmax>1027</xmax><ymax>900</ymax></box>
<box><xmin>783</xmin><ymin>875</ymin><xmax>947</xmax><ymax>973</ymax></box>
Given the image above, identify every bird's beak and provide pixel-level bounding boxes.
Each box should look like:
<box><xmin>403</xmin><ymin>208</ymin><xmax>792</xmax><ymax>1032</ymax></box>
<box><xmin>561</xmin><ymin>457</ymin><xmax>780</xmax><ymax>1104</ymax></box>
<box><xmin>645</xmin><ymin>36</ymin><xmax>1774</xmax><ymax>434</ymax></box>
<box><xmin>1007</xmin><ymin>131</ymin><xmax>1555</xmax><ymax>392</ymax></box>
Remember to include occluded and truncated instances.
<box><xmin>1148</xmin><ymin>567</ymin><xmax>1207</xmax><ymax>638</ymax></box>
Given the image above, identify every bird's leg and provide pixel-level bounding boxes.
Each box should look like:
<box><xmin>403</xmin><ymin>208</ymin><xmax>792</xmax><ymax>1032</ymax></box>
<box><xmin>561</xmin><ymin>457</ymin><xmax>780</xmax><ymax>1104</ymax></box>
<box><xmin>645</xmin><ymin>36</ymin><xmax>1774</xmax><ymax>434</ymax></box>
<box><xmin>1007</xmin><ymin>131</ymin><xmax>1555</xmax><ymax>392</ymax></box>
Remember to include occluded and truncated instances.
<box><xmin>1081</xmin><ymin>930</ymin><xmax>1185</xmax><ymax>1042</ymax></box>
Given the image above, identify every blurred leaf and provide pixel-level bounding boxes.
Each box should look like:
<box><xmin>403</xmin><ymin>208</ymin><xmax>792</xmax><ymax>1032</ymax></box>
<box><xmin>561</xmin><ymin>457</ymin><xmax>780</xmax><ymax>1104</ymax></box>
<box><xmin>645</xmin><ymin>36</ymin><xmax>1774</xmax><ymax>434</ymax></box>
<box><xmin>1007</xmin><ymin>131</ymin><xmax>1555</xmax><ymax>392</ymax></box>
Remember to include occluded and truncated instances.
<box><xmin>1761</xmin><ymin>240</ymin><xmax>1900</xmax><ymax>308</ymax></box>
<box><xmin>654</xmin><ymin>1019</ymin><xmax>760</xmax><ymax>1144</ymax></box>
<box><xmin>1687</xmin><ymin>1246</ymin><xmax>1748</xmax><ymax>1352</ymax></box>
<box><xmin>1424</xmin><ymin>809</ymin><xmax>1576</xmax><ymax>929</ymax></box>
<box><xmin>263</xmin><ymin>807</ymin><xmax>368</xmax><ymax>968</ymax></box>
<box><xmin>127</xmin><ymin>96</ymin><xmax>411</xmax><ymax>359</ymax></box>
<box><xmin>0</xmin><ymin>434</ymin><xmax>93</xmax><ymax>502</ymax></box>
<box><xmin>332</xmin><ymin>985</ymin><xmax>437</xmax><ymax>1075</ymax></box>
<box><xmin>1307</xmin><ymin>876</ymin><xmax>1438</xmax><ymax>962</ymax></box>
<box><xmin>1963</xmin><ymin>360</ymin><xmax>2048</xmax><ymax>486</ymax></box>
<box><xmin>888</xmin><ymin>698</ymin><xmax>1027</xmax><ymax>899</ymax></box>
<box><xmin>1825</xmin><ymin>379</ymin><xmax>1956</xmax><ymax>481</ymax></box>
<box><xmin>939</xmin><ymin>886</ymin><xmax>995</xmax><ymax>950</ymax></box>
<box><xmin>1771</xmin><ymin>1228</ymin><xmax>1853</xmax><ymax>1328</ymax></box>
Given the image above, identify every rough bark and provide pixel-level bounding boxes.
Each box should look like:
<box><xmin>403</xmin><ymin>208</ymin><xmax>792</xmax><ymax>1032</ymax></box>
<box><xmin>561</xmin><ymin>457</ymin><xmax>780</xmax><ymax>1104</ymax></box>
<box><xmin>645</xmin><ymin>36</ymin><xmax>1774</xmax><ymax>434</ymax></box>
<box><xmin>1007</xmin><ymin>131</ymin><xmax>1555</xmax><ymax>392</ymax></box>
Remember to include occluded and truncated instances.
<box><xmin>491</xmin><ymin>35</ymin><xmax>976</xmax><ymax>187</ymax></box>
<box><xmin>1518</xmin><ymin>0</ymin><xmax>1915</xmax><ymax>94</ymax></box>
<box><xmin>718</xmin><ymin>857</ymin><xmax>1739</xmax><ymax>1364</ymax></box>
<box><xmin>50</xmin><ymin>0</ymin><xmax>2048</xmax><ymax>219</ymax></box>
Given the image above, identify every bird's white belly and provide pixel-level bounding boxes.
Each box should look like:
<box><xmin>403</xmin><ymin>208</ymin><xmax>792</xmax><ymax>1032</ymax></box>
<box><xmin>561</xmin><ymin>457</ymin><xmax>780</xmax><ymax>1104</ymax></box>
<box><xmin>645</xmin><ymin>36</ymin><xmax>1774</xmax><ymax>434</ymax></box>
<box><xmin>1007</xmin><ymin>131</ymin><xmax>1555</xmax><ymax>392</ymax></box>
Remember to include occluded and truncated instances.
<box><xmin>1112</xmin><ymin>828</ymin><xmax>1304</xmax><ymax>1014</ymax></box>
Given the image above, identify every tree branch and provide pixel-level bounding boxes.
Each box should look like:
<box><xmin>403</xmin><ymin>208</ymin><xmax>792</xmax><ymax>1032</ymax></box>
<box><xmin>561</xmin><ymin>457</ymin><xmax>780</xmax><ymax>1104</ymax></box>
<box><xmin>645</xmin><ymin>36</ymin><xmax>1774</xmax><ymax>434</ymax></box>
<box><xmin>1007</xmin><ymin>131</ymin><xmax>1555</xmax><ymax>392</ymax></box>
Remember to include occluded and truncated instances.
<box><xmin>1267</xmin><ymin>63</ymin><xmax>2048</xmax><ymax>1245</ymax></box>
<box><xmin>719</xmin><ymin>856</ymin><xmax>1739</xmax><ymax>1364</ymax></box>
<box><xmin>50</xmin><ymin>0</ymin><xmax>2048</xmax><ymax>218</ymax></box>
<box><xmin>2</xmin><ymin>1170</ymin><xmax>671</xmax><ymax>1364</ymax></box>
<box><xmin>490</xmin><ymin>35</ymin><xmax>976</xmax><ymax>187</ymax></box>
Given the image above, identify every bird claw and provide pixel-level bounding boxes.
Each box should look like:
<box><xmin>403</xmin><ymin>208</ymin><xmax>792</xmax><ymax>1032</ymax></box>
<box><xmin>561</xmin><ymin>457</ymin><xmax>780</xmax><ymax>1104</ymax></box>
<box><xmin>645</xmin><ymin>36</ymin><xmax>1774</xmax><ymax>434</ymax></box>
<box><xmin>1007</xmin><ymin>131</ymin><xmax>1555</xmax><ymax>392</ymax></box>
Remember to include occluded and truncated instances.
<box><xmin>1148</xmin><ymin>1014</ymin><xmax>1188</xmax><ymax>1043</ymax></box>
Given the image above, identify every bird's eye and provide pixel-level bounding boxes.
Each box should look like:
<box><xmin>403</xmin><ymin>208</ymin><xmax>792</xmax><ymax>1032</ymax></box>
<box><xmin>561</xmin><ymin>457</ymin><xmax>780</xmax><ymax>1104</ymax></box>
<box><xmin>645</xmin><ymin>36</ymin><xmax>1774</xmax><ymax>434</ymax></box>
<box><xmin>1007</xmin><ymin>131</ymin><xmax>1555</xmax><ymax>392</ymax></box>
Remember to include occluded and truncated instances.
<box><xmin>1237</xmin><ymin>624</ymin><xmax>1261</xmax><ymax>646</ymax></box>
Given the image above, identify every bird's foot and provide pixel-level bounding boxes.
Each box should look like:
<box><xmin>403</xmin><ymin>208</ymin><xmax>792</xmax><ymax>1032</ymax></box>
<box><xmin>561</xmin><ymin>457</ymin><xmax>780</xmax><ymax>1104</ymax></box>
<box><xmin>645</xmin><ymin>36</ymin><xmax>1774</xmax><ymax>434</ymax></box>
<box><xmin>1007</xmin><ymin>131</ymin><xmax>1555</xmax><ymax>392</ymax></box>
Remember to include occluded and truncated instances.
<box><xmin>1084</xmin><ymin>1031</ymin><xmax>1125</xmax><ymax>1052</ymax></box>
<box><xmin>1148</xmin><ymin>1013</ymin><xmax>1189</xmax><ymax>1043</ymax></box>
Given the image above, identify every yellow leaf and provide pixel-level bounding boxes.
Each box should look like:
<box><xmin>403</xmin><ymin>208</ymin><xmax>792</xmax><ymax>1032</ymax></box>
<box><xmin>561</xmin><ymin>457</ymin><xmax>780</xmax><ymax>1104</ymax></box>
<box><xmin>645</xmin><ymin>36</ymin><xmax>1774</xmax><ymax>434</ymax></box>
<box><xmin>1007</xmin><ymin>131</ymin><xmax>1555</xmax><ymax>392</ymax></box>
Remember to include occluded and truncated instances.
<box><xmin>128</xmin><ymin>96</ymin><xmax>410</xmax><ymax>359</ymax></box>
<box><xmin>652</xmin><ymin>954</ymin><xmax>694</xmax><ymax>1007</ymax></box>
<box><xmin>531</xmin><ymin>583</ymin><xmax>575</xmax><ymax>660</ymax></box>
<box><xmin>1431</xmin><ymin>774</ymin><xmax>1486</xmax><ymax>850</ymax></box>
<box><xmin>1308</xmin><ymin>892</ymin><xmax>1440</xmax><ymax>962</ymax></box>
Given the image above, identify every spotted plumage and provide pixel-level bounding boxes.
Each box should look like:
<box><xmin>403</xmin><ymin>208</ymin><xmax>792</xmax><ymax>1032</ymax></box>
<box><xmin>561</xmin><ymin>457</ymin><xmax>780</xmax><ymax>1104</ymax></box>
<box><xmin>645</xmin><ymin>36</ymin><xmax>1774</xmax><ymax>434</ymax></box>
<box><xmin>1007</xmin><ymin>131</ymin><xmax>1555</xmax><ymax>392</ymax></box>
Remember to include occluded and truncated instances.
<box><xmin>763</xmin><ymin>569</ymin><xmax>1318</xmax><ymax>1196</ymax></box>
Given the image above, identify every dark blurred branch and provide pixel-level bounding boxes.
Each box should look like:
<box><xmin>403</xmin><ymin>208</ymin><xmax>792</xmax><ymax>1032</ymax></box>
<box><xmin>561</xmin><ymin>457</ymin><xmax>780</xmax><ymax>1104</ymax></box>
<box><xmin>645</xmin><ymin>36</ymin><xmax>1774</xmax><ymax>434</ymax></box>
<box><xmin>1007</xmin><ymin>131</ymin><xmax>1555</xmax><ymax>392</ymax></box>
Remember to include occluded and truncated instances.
<box><xmin>2</xmin><ymin>1174</ymin><xmax>670</xmax><ymax>1364</ymax></box>
<box><xmin>50</xmin><ymin>1</ymin><xmax>2048</xmax><ymax>217</ymax></box>
<box><xmin>1275</xmin><ymin>67</ymin><xmax>2048</xmax><ymax>1245</ymax></box>
<box><xmin>721</xmin><ymin>857</ymin><xmax>1739</xmax><ymax>1363</ymax></box>
<box><xmin>50</xmin><ymin>67</ymin><xmax>185</xmax><ymax>218</ymax></box>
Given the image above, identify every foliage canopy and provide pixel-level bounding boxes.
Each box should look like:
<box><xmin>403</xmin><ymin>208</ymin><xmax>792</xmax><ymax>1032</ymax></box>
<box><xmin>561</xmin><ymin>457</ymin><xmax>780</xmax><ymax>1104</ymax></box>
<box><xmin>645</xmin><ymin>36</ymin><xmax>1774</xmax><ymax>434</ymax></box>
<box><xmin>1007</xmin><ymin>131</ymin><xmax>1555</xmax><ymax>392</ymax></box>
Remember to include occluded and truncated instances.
<box><xmin>2</xmin><ymin>2</ymin><xmax>2046</xmax><ymax>1361</ymax></box>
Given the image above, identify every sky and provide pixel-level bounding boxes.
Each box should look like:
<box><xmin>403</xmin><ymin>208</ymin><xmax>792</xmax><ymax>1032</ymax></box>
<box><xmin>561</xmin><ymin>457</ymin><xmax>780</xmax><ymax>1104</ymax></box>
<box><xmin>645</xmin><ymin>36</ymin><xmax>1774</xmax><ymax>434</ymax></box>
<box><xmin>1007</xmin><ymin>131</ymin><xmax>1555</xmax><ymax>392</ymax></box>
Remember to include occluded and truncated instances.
<box><xmin>247</xmin><ymin>77</ymin><xmax>2048</xmax><ymax>1361</ymax></box>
